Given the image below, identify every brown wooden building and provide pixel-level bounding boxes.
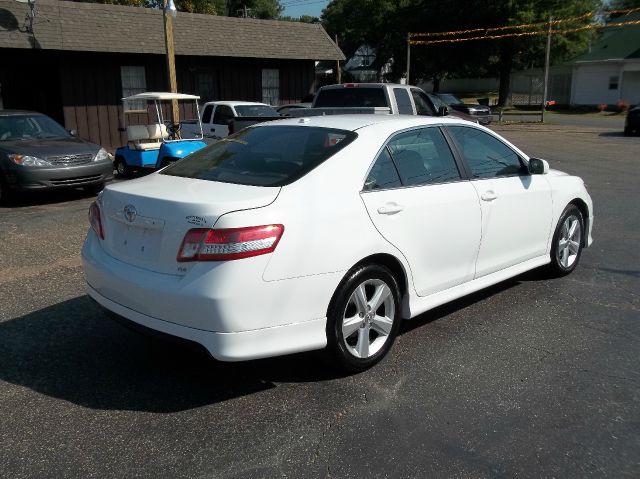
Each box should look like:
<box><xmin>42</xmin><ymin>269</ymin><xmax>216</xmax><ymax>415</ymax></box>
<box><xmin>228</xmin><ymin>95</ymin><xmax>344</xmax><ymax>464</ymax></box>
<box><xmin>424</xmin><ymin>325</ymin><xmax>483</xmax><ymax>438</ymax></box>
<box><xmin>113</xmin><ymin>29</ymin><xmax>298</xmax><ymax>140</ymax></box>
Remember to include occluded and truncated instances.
<box><xmin>0</xmin><ymin>0</ymin><xmax>343</xmax><ymax>150</ymax></box>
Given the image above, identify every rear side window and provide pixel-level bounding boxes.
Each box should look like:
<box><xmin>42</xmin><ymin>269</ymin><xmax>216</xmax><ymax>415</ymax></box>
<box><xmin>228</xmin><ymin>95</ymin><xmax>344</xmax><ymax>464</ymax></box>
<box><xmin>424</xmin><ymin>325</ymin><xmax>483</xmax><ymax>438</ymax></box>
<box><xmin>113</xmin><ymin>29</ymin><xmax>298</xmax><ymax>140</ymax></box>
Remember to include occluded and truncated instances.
<box><xmin>314</xmin><ymin>88</ymin><xmax>387</xmax><ymax>108</ymax></box>
<box><xmin>213</xmin><ymin>105</ymin><xmax>234</xmax><ymax>124</ymax></box>
<box><xmin>410</xmin><ymin>90</ymin><xmax>435</xmax><ymax>116</ymax></box>
<box><xmin>364</xmin><ymin>148</ymin><xmax>401</xmax><ymax>191</ymax></box>
<box><xmin>162</xmin><ymin>126</ymin><xmax>357</xmax><ymax>187</ymax></box>
<box><xmin>447</xmin><ymin>126</ymin><xmax>526</xmax><ymax>178</ymax></box>
<box><xmin>387</xmin><ymin>128</ymin><xmax>461</xmax><ymax>186</ymax></box>
<box><xmin>393</xmin><ymin>88</ymin><xmax>413</xmax><ymax>114</ymax></box>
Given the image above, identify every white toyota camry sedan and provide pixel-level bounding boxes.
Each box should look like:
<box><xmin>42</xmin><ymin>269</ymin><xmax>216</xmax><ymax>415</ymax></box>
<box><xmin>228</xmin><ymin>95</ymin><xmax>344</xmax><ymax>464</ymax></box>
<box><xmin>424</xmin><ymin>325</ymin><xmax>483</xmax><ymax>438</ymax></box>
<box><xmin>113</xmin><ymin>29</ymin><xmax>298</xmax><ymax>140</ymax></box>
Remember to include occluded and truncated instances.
<box><xmin>82</xmin><ymin>115</ymin><xmax>593</xmax><ymax>372</ymax></box>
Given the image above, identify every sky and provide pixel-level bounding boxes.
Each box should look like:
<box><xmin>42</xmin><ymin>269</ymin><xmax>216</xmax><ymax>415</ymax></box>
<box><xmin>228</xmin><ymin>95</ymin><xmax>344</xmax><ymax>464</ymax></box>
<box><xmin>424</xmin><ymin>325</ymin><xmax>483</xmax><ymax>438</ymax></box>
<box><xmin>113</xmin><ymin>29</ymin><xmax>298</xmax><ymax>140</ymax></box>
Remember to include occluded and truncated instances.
<box><xmin>281</xmin><ymin>0</ymin><xmax>330</xmax><ymax>18</ymax></box>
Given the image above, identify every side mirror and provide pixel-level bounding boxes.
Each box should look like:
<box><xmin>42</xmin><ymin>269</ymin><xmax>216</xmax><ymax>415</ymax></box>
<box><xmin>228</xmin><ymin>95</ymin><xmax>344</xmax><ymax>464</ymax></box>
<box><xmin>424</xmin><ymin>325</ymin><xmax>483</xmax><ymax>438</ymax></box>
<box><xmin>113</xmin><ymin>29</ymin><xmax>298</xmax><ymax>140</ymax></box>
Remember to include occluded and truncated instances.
<box><xmin>68</xmin><ymin>129</ymin><xmax>78</xmax><ymax>136</ymax></box>
<box><xmin>437</xmin><ymin>106</ymin><xmax>449</xmax><ymax>116</ymax></box>
<box><xmin>529</xmin><ymin>158</ymin><xmax>549</xmax><ymax>175</ymax></box>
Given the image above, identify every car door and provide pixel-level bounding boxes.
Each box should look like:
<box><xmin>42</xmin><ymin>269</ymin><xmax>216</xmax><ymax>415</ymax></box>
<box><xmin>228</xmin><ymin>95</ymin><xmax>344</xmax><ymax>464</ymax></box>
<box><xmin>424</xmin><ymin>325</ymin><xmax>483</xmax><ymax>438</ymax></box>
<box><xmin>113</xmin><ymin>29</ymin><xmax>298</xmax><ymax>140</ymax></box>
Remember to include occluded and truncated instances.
<box><xmin>360</xmin><ymin>126</ymin><xmax>482</xmax><ymax>297</ymax></box>
<box><xmin>210</xmin><ymin>105</ymin><xmax>232</xmax><ymax>139</ymax></box>
<box><xmin>445</xmin><ymin>126</ymin><xmax>553</xmax><ymax>278</ymax></box>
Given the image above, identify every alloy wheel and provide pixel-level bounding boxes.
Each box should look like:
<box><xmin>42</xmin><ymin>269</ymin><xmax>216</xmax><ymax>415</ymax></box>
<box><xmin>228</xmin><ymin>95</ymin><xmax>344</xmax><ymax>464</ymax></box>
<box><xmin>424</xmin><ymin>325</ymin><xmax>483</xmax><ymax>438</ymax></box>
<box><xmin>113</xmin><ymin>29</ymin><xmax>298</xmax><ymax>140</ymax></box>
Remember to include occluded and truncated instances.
<box><xmin>557</xmin><ymin>215</ymin><xmax>582</xmax><ymax>269</ymax></box>
<box><xmin>341</xmin><ymin>279</ymin><xmax>395</xmax><ymax>359</ymax></box>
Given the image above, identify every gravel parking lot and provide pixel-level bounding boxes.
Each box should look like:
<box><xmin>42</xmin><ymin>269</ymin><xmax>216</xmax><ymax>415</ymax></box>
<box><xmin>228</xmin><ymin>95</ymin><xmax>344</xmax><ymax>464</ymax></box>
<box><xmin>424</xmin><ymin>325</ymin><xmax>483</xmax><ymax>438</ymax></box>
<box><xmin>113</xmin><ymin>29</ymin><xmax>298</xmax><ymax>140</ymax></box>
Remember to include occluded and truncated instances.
<box><xmin>1</xmin><ymin>120</ymin><xmax>638</xmax><ymax>478</ymax></box>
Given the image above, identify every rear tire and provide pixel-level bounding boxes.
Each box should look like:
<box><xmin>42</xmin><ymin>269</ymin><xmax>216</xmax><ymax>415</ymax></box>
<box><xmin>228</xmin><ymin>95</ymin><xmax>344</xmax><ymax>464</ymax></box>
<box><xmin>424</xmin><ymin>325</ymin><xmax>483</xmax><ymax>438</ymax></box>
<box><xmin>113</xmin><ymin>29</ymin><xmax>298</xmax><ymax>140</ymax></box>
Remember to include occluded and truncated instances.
<box><xmin>548</xmin><ymin>204</ymin><xmax>584</xmax><ymax>277</ymax></box>
<box><xmin>326</xmin><ymin>263</ymin><xmax>401</xmax><ymax>373</ymax></box>
<box><xmin>624</xmin><ymin>126</ymin><xmax>632</xmax><ymax>136</ymax></box>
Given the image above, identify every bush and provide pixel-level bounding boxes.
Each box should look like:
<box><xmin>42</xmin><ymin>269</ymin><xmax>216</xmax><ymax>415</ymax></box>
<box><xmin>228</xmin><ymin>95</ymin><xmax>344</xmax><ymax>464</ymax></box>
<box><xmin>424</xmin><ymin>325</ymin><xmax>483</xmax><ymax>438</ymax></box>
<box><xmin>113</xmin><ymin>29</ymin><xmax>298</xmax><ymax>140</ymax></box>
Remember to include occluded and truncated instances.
<box><xmin>597</xmin><ymin>103</ymin><xmax>608</xmax><ymax>112</ymax></box>
<box><xmin>616</xmin><ymin>100</ymin><xmax>630</xmax><ymax>113</ymax></box>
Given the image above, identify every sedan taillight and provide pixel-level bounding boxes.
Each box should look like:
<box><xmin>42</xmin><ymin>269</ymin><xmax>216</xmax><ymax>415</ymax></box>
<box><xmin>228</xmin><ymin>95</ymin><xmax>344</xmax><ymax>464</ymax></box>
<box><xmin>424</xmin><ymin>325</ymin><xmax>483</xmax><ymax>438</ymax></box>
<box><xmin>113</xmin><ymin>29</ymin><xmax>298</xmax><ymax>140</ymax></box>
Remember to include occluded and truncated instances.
<box><xmin>177</xmin><ymin>224</ymin><xmax>284</xmax><ymax>262</ymax></box>
<box><xmin>88</xmin><ymin>201</ymin><xmax>104</xmax><ymax>240</ymax></box>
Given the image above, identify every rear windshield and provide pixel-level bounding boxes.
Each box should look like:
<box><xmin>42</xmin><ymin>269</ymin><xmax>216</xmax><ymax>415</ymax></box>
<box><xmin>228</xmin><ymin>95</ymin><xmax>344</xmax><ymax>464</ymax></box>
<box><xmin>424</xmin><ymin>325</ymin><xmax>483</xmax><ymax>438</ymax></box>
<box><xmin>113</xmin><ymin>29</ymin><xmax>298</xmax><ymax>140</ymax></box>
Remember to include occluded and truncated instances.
<box><xmin>234</xmin><ymin>105</ymin><xmax>279</xmax><ymax>117</ymax></box>
<box><xmin>161</xmin><ymin>126</ymin><xmax>357</xmax><ymax>187</ymax></box>
<box><xmin>314</xmin><ymin>88</ymin><xmax>388</xmax><ymax>108</ymax></box>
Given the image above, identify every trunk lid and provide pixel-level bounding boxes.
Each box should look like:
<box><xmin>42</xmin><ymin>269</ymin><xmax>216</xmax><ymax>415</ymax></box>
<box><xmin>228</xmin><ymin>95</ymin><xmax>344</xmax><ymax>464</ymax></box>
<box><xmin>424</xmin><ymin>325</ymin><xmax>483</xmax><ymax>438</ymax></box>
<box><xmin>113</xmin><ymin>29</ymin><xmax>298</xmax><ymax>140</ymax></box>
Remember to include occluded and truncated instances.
<box><xmin>98</xmin><ymin>174</ymin><xmax>280</xmax><ymax>275</ymax></box>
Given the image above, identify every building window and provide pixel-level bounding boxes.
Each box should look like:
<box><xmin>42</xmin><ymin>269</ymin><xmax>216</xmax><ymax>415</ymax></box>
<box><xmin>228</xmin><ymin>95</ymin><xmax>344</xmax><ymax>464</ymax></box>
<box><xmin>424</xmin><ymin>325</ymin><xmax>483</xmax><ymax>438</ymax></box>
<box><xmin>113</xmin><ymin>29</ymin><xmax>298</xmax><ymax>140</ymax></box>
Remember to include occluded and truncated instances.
<box><xmin>121</xmin><ymin>66</ymin><xmax>147</xmax><ymax>112</ymax></box>
<box><xmin>262</xmin><ymin>69</ymin><xmax>279</xmax><ymax>105</ymax></box>
<box><xmin>609</xmin><ymin>76</ymin><xmax>619</xmax><ymax>90</ymax></box>
<box><xmin>196</xmin><ymin>71</ymin><xmax>216</xmax><ymax>102</ymax></box>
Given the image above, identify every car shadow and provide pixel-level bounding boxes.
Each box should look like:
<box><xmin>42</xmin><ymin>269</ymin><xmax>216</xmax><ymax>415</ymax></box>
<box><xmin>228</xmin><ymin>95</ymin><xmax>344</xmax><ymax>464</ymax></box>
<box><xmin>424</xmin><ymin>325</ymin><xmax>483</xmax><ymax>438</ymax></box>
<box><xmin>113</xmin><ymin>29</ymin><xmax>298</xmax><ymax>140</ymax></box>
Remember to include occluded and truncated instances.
<box><xmin>0</xmin><ymin>295</ymin><xmax>346</xmax><ymax>413</ymax></box>
<box><xmin>2</xmin><ymin>187</ymin><xmax>100</xmax><ymax>208</ymax></box>
<box><xmin>599</xmin><ymin>131</ymin><xmax>637</xmax><ymax>138</ymax></box>
<box><xmin>0</xmin><ymin>268</ymin><xmax>546</xmax><ymax>413</ymax></box>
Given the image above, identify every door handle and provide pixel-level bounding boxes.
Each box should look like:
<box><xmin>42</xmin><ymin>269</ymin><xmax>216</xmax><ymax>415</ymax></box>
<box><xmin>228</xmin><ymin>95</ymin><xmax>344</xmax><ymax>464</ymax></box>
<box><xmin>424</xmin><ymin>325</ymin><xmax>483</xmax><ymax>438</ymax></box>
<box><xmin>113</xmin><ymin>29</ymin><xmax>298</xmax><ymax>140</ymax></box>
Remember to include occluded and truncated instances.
<box><xmin>377</xmin><ymin>203</ymin><xmax>404</xmax><ymax>215</ymax></box>
<box><xmin>481</xmin><ymin>190</ymin><xmax>497</xmax><ymax>202</ymax></box>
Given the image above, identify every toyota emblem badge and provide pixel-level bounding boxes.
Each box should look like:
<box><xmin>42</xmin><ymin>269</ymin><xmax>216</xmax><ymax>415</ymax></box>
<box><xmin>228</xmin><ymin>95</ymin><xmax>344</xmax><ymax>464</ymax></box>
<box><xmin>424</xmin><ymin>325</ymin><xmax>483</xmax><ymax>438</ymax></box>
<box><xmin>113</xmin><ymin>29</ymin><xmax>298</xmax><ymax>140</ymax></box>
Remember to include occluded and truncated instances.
<box><xmin>124</xmin><ymin>204</ymin><xmax>137</xmax><ymax>223</ymax></box>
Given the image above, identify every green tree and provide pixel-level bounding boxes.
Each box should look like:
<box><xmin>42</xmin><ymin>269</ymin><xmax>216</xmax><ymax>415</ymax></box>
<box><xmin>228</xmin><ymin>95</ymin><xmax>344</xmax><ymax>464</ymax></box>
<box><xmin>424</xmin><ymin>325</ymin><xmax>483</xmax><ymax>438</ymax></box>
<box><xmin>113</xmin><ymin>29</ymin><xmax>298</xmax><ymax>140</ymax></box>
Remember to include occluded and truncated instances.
<box><xmin>227</xmin><ymin>0</ymin><xmax>283</xmax><ymax>19</ymax></box>
<box><xmin>323</xmin><ymin>0</ymin><xmax>600</xmax><ymax>105</ymax></box>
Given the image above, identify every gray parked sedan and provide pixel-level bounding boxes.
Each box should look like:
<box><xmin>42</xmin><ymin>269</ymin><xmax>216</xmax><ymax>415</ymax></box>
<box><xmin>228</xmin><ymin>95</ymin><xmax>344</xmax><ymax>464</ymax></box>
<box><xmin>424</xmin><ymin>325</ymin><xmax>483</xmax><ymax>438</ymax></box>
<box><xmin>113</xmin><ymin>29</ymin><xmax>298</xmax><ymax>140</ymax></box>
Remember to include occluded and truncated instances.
<box><xmin>0</xmin><ymin>110</ymin><xmax>114</xmax><ymax>202</ymax></box>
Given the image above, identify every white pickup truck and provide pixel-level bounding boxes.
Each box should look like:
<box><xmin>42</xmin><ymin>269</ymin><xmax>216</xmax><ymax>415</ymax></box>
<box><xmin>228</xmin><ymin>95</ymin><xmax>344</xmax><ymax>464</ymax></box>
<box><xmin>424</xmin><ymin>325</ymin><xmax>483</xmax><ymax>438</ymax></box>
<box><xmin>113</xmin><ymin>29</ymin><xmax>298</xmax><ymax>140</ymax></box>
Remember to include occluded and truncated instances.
<box><xmin>289</xmin><ymin>83</ymin><xmax>477</xmax><ymax>123</ymax></box>
<box><xmin>181</xmin><ymin>101</ymin><xmax>280</xmax><ymax>140</ymax></box>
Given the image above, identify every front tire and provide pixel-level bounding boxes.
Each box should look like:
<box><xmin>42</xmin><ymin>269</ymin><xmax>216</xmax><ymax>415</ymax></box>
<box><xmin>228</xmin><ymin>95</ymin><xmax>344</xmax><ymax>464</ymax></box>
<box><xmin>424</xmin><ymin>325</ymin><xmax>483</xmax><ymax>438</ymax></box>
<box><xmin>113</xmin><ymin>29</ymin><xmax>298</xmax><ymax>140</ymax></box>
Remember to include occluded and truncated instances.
<box><xmin>326</xmin><ymin>264</ymin><xmax>401</xmax><ymax>373</ymax></box>
<box><xmin>624</xmin><ymin>126</ymin><xmax>632</xmax><ymax>137</ymax></box>
<box><xmin>114</xmin><ymin>157</ymin><xmax>131</xmax><ymax>178</ymax></box>
<box><xmin>549</xmin><ymin>204</ymin><xmax>584</xmax><ymax>276</ymax></box>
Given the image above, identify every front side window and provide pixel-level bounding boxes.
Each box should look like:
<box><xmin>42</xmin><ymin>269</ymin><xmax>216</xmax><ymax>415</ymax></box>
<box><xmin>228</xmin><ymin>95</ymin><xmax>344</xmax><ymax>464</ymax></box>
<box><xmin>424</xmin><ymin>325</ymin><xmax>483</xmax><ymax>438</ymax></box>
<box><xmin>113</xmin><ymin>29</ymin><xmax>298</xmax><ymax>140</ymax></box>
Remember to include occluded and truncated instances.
<box><xmin>448</xmin><ymin>126</ymin><xmax>526</xmax><ymax>179</ymax></box>
<box><xmin>121</xmin><ymin>66</ymin><xmax>147</xmax><ymax>112</ymax></box>
<box><xmin>202</xmin><ymin>105</ymin><xmax>213</xmax><ymax>124</ymax></box>
<box><xmin>162</xmin><ymin>126</ymin><xmax>357</xmax><ymax>187</ymax></box>
<box><xmin>386</xmin><ymin>127</ymin><xmax>461</xmax><ymax>186</ymax></box>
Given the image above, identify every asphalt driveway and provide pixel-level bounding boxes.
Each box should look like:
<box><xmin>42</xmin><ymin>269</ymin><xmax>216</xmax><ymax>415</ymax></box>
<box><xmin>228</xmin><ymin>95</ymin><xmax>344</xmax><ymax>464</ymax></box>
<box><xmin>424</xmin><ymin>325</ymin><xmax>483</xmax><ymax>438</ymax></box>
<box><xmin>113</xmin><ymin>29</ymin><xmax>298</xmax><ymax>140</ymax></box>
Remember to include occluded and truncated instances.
<box><xmin>0</xmin><ymin>122</ymin><xmax>638</xmax><ymax>478</ymax></box>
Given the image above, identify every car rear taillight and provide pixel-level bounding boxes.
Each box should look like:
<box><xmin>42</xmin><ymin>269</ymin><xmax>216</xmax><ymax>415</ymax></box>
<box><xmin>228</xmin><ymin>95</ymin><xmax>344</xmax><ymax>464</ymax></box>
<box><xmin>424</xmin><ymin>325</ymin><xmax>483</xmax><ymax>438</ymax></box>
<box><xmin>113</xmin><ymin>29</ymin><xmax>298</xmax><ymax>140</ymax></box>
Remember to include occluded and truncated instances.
<box><xmin>88</xmin><ymin>201</ymin><xmax>104</xmax><ymax>240</ymax></box>
<box><xmin>177</xmin><ymin>224</ymin><xmax>284</xmax><ymax>262</ymax></box>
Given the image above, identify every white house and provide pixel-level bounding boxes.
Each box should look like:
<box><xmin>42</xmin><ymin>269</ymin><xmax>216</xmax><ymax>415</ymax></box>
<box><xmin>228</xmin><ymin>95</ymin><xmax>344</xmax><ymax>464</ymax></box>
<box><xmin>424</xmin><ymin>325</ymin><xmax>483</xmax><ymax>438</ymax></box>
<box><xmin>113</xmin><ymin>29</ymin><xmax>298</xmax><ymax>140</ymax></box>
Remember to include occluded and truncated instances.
<box><xmin>570</xmin><ymin>12</ymin><xmax>640</xmax><ymax>106</ymax></box>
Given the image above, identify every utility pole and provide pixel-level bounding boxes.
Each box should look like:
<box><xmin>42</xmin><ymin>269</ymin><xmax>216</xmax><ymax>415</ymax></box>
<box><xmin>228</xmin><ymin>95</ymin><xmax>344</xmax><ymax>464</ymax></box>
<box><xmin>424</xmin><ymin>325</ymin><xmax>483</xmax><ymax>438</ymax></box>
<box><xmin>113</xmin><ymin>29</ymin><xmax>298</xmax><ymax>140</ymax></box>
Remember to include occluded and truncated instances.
<box><xmin>163</xmin><ymin>0</ymin><xmax>179</xmax><ymax>137</ymax></box>
<box><xmin>406</xmin><ymin>32</ymin><xmax>411</xmax><ymax>85</ymax></box>
<box><xmin>541</xmin><ymin>15</ymin><xmax>552</xmax><ymax>123</ymax></box>
<box><xmin>335</xmin><ymin>34</ymin><xmax>341</xmax><ymax>84</ymax></box>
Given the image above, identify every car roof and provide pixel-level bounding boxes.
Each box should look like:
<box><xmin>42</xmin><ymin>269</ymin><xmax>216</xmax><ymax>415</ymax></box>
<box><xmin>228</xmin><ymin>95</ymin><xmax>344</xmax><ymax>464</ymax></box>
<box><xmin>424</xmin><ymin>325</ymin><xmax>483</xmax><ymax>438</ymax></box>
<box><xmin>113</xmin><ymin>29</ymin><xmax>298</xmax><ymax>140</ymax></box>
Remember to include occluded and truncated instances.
<box><xmin>0</xmin><ymin>109</ymin><xmax>43</xmax><ymax>116</ymax></box>
<box><xmin>212</xmin><ymin>101</ymin><xmax>272</xmax><ymax>106</ymax></box>
<box><xmin>319</xmin><ymin>83</ymin><xmax>407</xmax><ymax>90</ymax></box>
<box><xmin>262</xmin><ymin>114</ymin><xmax>472</xmax><ymax>132</ymax></box>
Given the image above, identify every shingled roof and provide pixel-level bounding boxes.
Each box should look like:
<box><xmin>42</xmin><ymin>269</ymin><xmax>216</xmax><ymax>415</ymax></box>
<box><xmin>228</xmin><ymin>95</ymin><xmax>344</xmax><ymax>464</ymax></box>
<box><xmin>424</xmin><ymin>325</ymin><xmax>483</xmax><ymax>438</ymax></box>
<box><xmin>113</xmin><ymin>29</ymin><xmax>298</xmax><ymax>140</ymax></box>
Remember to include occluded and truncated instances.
<box><xmin>571</xmin><ymin>12</ymin><xmax>640</xmax><ymax>63</ymax></box>
<box><xmin>0</xmin><ymin>0</ymin><xmax>344</xmax><ymax>60</ymax></box>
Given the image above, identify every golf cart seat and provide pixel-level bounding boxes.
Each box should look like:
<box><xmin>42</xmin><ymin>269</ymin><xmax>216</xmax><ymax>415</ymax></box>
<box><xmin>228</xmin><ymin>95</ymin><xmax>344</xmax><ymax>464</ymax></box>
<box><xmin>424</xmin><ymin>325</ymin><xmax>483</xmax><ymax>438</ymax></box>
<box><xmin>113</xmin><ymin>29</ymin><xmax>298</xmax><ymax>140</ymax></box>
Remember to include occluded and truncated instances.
<box><xmin>126</xmin><ymin>124</ymin><xmax>168</xmax><ymax>151</ymax></box>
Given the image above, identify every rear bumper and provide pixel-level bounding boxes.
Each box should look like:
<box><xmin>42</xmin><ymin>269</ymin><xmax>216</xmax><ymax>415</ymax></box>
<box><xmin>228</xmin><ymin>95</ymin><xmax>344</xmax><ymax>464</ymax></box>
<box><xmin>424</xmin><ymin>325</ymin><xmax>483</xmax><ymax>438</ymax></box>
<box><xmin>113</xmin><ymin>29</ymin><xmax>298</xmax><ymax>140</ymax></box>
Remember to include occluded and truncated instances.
<box><xmin>5</xmin><ymin>161</ymin><xmax>114</xmax><ymax>190</ymax></box>
<box><xmin>81</xmin><ymin>231</ymin><xmax>336</xmax><ymax>360</ymax></box>
<box><xmin>88</xmin><ymin>284</ymin><xmax>327</xmax><ymax>361</ymax></box>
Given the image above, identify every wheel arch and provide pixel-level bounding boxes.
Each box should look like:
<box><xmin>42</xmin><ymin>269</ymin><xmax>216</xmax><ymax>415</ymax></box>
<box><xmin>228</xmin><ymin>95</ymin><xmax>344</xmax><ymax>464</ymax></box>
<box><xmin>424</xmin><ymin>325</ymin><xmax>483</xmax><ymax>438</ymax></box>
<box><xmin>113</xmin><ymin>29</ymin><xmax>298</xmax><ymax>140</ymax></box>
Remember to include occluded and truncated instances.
<box><xmin>568</xmin><ymin>198</ymin><xmax>589</xmax><ymax>246</ymax></box>
<box><xmin>327</xmin><ymin>252</ymin><xmax>411</xmax><ymax>319</ymax></box>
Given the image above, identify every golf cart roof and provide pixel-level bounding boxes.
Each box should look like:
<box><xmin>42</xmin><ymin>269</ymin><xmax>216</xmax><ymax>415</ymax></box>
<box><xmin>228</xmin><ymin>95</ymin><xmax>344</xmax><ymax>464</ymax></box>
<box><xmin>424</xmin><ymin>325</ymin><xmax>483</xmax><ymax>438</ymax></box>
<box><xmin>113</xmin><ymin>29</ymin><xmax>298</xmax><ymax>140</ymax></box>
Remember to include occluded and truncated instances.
<box><xmin>121</xmin><ymin>92</ymin><xmax>200</xmax><ymax>101</ymax></box>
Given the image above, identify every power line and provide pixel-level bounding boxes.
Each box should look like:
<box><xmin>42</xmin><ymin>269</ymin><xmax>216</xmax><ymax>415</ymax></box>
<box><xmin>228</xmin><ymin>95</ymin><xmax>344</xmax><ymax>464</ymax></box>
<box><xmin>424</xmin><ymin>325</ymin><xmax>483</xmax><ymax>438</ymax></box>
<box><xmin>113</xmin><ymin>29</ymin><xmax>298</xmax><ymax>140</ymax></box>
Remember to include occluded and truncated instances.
<box><xmin>409</xmin><ymin>19</ymin><xmax>640</xmax><ymax>45</ymax></box>
<box><xmin>409</xmin><ymin>6</ymin><xmax>640</xmax><ymax>41</ymax></box>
